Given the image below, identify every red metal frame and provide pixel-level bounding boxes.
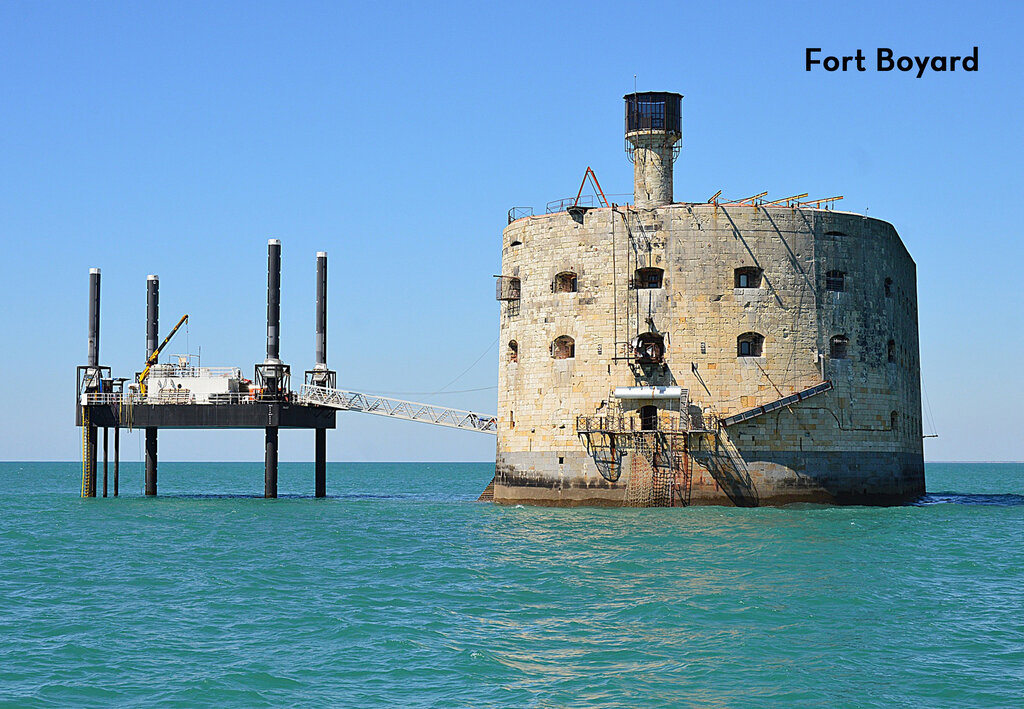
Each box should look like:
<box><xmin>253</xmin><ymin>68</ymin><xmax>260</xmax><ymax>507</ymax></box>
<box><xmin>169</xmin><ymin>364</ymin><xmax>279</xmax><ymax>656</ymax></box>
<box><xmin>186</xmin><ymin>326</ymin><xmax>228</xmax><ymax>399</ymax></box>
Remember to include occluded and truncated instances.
<box><xmin>573</xmin><ymin>167</ymin><xmax>610</xmax><ymax>208</ymax></box>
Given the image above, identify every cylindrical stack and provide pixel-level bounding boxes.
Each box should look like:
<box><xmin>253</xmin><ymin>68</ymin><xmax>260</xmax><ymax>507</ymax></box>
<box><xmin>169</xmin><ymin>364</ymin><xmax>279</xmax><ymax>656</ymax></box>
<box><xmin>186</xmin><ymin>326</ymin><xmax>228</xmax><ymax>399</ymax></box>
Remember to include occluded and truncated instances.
<box><xmin>314</xmin><ymin>251</ymin><xmax>328</xmax><ymax>498</ymax></box>
<box><xmin>88</xmin><ymin>268</ymin><xmax>101</xmax><ymax>366</ymax></box>
<box><xmin>146</xmin><ymin>276</ymin><xmax>159</xmax><ymax>361</ymax></box>
<box><xmin>84</xmin><ymin>268</ymin><xmax>101</xmax><ymax>497</ymax></box>
<box><xmin>264</xmin><ymin>239</ymin><xmax>282</xmax><ymax>498</ymax></box>
<box><xmin>315</xmin><ymin>251</ymin><xmax>327</xmax><ymax>368</ymax></box>
<box><xmin>624</xmin><ymin>92</ymin><xmax>683</xmax><ymax>209</ymax></box>
<box><xmin>267</xmin><ymin>239</ymin><xmax>281</xmax><ymax>363</ymax></box>
<box><xmin>145</xmin><ymin>275</ymin><xmax>159</xmax><ymax>496</ymax></box>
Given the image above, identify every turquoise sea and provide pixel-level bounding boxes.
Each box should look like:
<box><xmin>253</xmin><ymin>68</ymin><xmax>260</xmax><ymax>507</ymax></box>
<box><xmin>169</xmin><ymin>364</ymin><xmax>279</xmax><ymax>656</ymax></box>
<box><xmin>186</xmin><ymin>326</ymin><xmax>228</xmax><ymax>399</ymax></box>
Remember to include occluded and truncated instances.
<box><xmin>0</xmin><ymin>461</ymin><xmax>1021</xmax><ymax>708</ymax></box>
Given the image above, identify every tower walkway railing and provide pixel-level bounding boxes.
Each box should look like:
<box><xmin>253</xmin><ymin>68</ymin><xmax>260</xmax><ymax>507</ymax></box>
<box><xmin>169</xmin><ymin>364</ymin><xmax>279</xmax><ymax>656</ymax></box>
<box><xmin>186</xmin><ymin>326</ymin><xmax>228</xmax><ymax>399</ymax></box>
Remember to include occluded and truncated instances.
<box><xmin>298</xmin><ymin>385</ymin><xmax>498</xmax><ymax>434</ymax></box>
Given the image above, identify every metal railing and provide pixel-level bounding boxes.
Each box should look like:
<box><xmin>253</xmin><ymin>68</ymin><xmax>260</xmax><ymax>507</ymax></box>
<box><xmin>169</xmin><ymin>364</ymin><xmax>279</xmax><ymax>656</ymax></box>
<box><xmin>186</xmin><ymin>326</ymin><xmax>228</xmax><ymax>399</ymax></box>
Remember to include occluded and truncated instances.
<box><xmin>298</xmin><ymin>385</ymin><xmax>498</xmax><ymax>434</ymax></box>
<box><xmin>577</xmin><ymin>411</ymin><xmax>693</xmax><ymax>435</ymax></box>
<box><xmin>507</xmin><ymin>206</ymin><xmax>534</xmax><ymax>224</ymax></box>
<box><xmin>145</xmin><ymin>366</ymin><xmax>243</xmax><ymax>379</ymax></box>
<box><xmin>81</xmin><ymin>391</ymin><xmax>263</xmax><ymax>406</ymax></box>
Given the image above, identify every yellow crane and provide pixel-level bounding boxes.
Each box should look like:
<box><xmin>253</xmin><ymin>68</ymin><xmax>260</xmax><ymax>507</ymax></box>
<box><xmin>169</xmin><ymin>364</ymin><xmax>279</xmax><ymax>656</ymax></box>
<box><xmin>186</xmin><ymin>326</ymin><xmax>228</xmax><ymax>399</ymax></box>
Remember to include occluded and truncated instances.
<box><xmin>138</xmin><ymin>314</ymin><xmax>189</xmax><ymax>397</ymax></box>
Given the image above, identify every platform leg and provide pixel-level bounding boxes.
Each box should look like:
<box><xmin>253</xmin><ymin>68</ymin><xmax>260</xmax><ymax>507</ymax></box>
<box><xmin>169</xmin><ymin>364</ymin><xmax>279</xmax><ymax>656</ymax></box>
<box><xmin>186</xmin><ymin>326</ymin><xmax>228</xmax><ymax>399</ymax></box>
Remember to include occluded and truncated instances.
<box><xmin>113</xmin><ymin>426</ymin><xmax>119</xmax><ymax>497</ymax></box>
<box><xmin>145</xmin><ymin>428</ymin><xmax>157</xmax><ymax>496</ymax></box>
<box><xmin>265</xmin><ymin>427</ymin><xmax>278</xmax><ymax>498</ymax></box>
<box><xmin>86</xmin><ymin>424</ymin><xmax>97</xmax><ymax>498</ymax></box>
<box><xmin>314</xmin><ymin>428</ymin><xmax>326</xmax><ymax>498</ymax></box>
<box><xmin>102</xmin><ymin>427</ymin><xmax>108</xmax><ymax>497</ymax></box>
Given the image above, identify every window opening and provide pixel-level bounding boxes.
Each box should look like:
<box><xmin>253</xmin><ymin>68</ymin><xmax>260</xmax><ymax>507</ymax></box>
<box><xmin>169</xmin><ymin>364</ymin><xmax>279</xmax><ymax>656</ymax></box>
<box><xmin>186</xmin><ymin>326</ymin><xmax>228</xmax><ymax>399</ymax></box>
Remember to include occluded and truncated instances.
<box><xmin>551</xmin><ymin>335</ymin><xmax>575</xmax><ymax>359</ymax></box>
<box><xmin>632</xmin><ymin>332</ymin><xmax>665</xmax><ymax>364</ymax></box>
<box><xmin>640</xmin><ymin>405</ymin><xmax>658</xmax><ymax>431</ymax></box>
<box><xmin>885</xmin><ymin>278</ymin><xmax>893</xmax><ymax>297</ymax></box>
<box><xmin>887</xmin><ymin>339</ymin><xmax>895</xmax><ymax>363</ymax></box>
<box><xmin>734</xmin><ymin>267</ymin><xmax>763</xmax><ymax>289</ymax></box>
<box><xmin>554</xmin><ymin>272</ymin><xmax>577</xmax><ymax>293</ymax></box>
<box><xmin>830</xmin><ymin>335</ymin><xmax>849</xmax><ymax>359</ymax></box>
<box><xmin>633</xmin><ymin>267</ymin><xmax>664</xmax><ymax>289</ymax></box>
<box><xmin>508</xmin><ymin>340</ymin><xmax>519</xmax><ymax>363</ymax></box>
<box><xmin>737</xmin><ymin>332</ymin><xmax>764</xmax><ymax>357</ymax></box>
<box><xmin>826</xmin><ymin>270</ymin><xmax>845</xmax><ymax>292</ymax></box>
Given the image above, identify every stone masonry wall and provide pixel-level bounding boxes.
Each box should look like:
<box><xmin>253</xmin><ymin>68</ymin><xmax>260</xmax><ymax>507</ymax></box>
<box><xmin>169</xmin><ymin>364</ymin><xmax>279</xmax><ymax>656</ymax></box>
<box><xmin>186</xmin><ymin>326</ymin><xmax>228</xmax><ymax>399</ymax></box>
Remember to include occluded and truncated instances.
<box><xmin>495</xmin><ymin>204</ymin><xmax>924</xmax><ymax>505</ymax></box>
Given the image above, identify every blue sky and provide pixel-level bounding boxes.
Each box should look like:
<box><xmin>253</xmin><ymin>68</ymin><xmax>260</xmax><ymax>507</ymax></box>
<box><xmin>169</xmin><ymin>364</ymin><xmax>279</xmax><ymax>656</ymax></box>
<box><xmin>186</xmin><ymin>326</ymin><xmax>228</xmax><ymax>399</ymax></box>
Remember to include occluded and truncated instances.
<box><xmin>0</xmin><ymin>0</ymin><xmax>1020</xmax><ymax>462</ymax></box>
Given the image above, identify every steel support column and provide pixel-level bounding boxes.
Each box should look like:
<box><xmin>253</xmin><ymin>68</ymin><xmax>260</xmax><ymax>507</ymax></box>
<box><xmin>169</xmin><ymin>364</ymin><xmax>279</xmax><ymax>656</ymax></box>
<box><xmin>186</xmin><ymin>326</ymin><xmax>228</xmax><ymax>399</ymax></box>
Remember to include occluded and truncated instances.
<box><xmin>265</xmin><ymin>427</ymin><xmax>278</xmax><ymax>498</ymax></box>
<box><xmin>145</xmin><ymin>428</ymin><xmax>157</xmax><ymax>496</ymax></box>
<box><xmin>314</xmin><ymin>428</ymin><xmax>326</xmax><ymax>498</ymax></box>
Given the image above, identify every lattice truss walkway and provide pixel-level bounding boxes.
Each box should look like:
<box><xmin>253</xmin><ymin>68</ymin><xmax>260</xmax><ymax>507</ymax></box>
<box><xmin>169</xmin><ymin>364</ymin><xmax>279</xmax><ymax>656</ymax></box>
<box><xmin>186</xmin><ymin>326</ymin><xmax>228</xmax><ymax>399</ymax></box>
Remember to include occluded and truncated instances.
<box><xmin>299</xmin><ymin>385</ymin><xmax>498</xmax><ymax>434</ymax></box>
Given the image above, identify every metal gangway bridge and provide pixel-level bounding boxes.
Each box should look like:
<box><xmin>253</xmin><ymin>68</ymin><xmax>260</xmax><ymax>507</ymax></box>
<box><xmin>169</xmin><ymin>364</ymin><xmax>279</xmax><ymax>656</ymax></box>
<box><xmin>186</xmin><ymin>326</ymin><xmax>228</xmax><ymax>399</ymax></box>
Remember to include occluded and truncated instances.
<box><xmin>297</xmin><ymin>385</ymin><xmax>497</xmax><ymax>434</ymax></box>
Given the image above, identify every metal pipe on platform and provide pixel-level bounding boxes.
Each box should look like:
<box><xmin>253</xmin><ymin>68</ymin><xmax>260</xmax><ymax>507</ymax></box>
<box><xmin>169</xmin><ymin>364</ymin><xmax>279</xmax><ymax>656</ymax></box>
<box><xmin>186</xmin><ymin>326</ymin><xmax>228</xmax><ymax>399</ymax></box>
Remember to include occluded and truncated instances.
<box><xmin>84</xmin><ymin>267</ymin><xmax>101</xmax><ymax>498</ymax></box>
<box><xmin>88</xmin><ymin>268</ymin><xmax>100</xmax><ymax>366</ymax></box>
<box><xmin>314</xmin><ymin>251</ymin><xmax>328</xmax><ymax>498</ymax></box>
<box><xmin>315</xmin><ymin>251</ymin><xmax>327</xmax><ymax>367</ymax></box>
<box><xmin>267</xmin><ymin>239</ymin><xmax>281</xmax><ymax>363</ymax></box>
<box><xmin>265</xmin><ymin>427</ymin><xmax>278</xmax><ymax>498</ymax></box>
<box><xmin>147</xmin><ymin>275</ymin><xmax>159</xmax><ymax>360</ymax></box>
<box><xmin>146</xmin><ymin>275</ymin><xmax>159</xmax><ymax>497</ymax></box>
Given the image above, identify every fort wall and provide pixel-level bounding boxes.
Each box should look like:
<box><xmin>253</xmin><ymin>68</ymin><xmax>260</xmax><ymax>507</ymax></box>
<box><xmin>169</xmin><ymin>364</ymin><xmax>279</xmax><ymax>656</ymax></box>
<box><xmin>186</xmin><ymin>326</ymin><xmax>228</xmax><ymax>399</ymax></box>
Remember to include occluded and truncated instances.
<box><xmin>495</xmin><ymin>204</ymin><xmax>924</xmax><ymax>506</ymax></box>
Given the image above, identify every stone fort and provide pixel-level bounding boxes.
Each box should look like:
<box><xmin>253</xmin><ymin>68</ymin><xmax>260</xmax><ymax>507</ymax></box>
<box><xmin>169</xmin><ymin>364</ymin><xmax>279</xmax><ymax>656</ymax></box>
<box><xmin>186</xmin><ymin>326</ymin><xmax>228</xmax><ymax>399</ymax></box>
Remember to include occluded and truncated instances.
<box><xmin>493</xmin><ymin>91</ymin><xmax>924</xmax><ymax>506</ymax></box>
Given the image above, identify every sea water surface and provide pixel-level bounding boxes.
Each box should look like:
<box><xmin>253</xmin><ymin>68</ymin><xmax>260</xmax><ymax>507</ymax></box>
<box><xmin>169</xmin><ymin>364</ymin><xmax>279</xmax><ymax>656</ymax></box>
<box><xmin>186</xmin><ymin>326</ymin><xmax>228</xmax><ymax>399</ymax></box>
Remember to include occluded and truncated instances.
<box><xmin>0</xmin><ymin>461</ymin><xmax>1021</xmax><ymax>708</ymax></box>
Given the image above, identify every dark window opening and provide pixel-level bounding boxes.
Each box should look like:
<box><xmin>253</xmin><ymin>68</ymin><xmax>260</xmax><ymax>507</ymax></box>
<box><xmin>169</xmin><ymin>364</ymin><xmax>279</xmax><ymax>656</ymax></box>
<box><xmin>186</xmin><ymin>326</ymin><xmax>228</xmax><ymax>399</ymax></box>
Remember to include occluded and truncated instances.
<box><xmin>890</xmin><ymin>410</ymin><xmax>899</xmax><ymax>431</ymax></box>
<box><xmin>826</xmin><ymin>270</ymin><xmax>845</xmax><ymax>292</ymax></box>
<box><xmin>508</xmin><ymin>340</ymin><xmax>519</xmax><ymax>363</ymax></box>
<box><xmin>887</xmin><ymin>339</ymin><xmax>895</xmax><ymax>363</ymax></box>
<box><xmin>830</xmin><ymin>335</ymin><xmax>849</xmax><ymax>359</ymax></box>
<box><xmin>640</xmin><ymin>405</ymin><xmax>658</xmax><ymax>431</ymax></box>
<box><xmin>885</xmin><ymin>278</ymin><xmax>893</xmax><ymax>297</ymax></box>
<box><xmin>734</xmin><ymin>267</ymin><xmax>763</xmax><ymax>289</ymax></box>
<box><xmin>633</xmin><ymin>267</ymin><xmax>664</xmax><ymax>289</ymax></box>
<box><xmin>558</xmin><ymin>456</ymin><xmax>564</xmax><ymax>465</ymax></box>
<box><xmin>551</xmin><ymin>335</ymin><xmax>575</xmax><ymax>360</ymax></box>
<box><xmin>632</xmin><ymin>332</ymin><xmax>665</xmax><ymax>364</ymax></box>
<box><xmin>554</xmin><ymin>271</ymin><xmax>577</xmax><ymax>293</ymax></box>
<box><xmin>737</xmin><ymin>332</ymin><xmax>764</xmax><ymax>357</ymax></box>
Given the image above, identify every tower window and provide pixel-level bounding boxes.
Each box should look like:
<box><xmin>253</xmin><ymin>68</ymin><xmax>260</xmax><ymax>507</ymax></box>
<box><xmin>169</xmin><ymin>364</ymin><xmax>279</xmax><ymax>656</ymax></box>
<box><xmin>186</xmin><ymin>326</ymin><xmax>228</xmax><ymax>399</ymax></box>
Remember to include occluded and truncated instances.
<box><xmin>826</xmin><ymin>270</ymin><xmax>845</xmax><ymax>292</ymax></box>
<box><xmin>508</xmin><ymin>340</ymin><xmax>519</xmax><ymax>363</ymax></box>
<box><xmin>887</xmin><ymin>339</ymin><xmax>895</xmax><ymax>363</ymax></box>
<box><xmin>737</xmin><ymin>332</ymin><xmax>764</xmax><ymax>357</ymax></box>
<box><xmin>551</xmin><ymin>335</ymin><xmax>575</xmax><ymax>360</ymax></box>
<box><xmin>633</xmin><ymin>267</ymin><xmax>664</xmax><ymax>289</ymax></box>
<box><xmin>884</xmin><ymin>278</ymin><xmax>893</xmax><ymax>297</ymax></box>
<box><xmin>890</xmin><ymin>410</ymin><xmax>899</xmax><ymax>431</ymax></box>
<box><xmin>830</xmin><ymin>335</ymin><xmax>849</xmax><ymax>359</ymax></box>
<box><xmin>734</xmin><ymin>267</ymin><xmax>763</xmax><ymax>289</ymax></box>
<box><xmin>554</xmin><ymin>272</ymin><xmax>577</xmax><ymax>293</ymax></box>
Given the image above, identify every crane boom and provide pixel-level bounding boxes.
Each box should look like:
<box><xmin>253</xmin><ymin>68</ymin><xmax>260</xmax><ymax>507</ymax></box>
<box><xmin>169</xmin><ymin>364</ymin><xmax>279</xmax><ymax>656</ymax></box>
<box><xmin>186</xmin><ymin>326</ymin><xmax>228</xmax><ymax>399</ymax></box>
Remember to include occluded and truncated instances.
<box><xmin>139</xmin><ymin>314</ymin><xmax>189</xmax><ymax>396</ymax></box>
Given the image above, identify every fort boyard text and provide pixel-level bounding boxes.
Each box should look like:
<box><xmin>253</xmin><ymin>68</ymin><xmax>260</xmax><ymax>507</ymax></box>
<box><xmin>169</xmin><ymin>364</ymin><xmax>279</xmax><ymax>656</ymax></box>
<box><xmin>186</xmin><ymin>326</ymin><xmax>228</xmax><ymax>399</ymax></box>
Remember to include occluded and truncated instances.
<box><xmin>806</xmin><ymin>47</ymin><xmax>978</xmax><ymax>77</ymax></box>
